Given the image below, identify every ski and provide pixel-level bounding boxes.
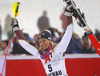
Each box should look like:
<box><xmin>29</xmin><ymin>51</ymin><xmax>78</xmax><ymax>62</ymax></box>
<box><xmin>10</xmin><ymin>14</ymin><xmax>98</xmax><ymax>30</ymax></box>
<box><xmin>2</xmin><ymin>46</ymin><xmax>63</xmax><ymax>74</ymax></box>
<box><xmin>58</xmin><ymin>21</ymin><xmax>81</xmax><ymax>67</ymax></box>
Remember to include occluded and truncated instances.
<box><xmin>64</xmin><ymin>0</ymin><xmax>100</xmax><ymax>55</ymax></box>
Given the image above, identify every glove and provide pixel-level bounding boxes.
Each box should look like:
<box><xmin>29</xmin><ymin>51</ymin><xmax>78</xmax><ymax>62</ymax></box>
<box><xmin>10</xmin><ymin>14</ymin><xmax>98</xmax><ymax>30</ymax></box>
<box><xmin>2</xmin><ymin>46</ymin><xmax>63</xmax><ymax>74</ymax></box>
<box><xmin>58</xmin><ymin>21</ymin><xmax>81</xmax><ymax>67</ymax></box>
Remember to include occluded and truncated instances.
<box><xmin>64</xmin><ymin>0</ymin><xmax>75</xmax><ymax>16</ymax></box>
<box><xmin>64</xmin><ymin>0</ymin><xmax>79</xmax><ymax>17</ymax></box>
<box><xmin>11</xmin><ymin>18</ymin><xmax>21</xmax><ymax>32</ymax></box>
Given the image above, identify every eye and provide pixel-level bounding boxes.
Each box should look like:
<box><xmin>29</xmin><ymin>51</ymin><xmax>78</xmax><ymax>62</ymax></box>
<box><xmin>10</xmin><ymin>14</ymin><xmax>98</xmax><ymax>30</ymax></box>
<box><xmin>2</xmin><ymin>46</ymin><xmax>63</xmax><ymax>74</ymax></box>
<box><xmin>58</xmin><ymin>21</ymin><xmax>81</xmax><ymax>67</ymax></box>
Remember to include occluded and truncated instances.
<box><xmin>43</xmin><ymin>39</ymin><xmax>46</xmax><ymax>42</ymax></box>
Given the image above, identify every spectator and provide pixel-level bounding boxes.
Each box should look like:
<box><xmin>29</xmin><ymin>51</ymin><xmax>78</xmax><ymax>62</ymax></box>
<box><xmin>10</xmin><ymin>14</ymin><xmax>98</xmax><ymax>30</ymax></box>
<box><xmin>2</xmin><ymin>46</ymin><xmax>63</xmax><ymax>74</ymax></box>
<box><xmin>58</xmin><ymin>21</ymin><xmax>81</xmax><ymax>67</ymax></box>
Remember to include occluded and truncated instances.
<box><xmin>0</xmin><ymin>40</ymin><xmax>12</xmax><ymax>55</ymax></box>
<box><xmin>94</xmin><ymin>28</ymin><xmax>100</xmax><ymax>42</ymax></box>
<box><xmin>60</xmin><ymin>7</ymin><xmax>68</xmax><ymax>31</ymax></box>
<box><xmin>33</xmin><ymin>34</ymin><xmax>39</xmax><ymax>49</ymax></box>
<box><xmin>37</xmin><ymin>11</ymin><xmax>50</xmax><ymax>32</ymax></box>
<box><xmin>81</xmin><ymin>35</ymin><xmax>92</xmax><ymax>53</ymax></box>
<box><xmin>0</xmin><ymin>19</ymin><xmax>2</xmax><ymax>39</ymax></box>
<box><xmin>4</xmin><ymin>14</ymin><xmax>14</xmax><ymax>39</ymax></box>
<box><xmin>66</xmin><ymin>32</ymin><xmax>82</xmax><ymax>54</ymax></box>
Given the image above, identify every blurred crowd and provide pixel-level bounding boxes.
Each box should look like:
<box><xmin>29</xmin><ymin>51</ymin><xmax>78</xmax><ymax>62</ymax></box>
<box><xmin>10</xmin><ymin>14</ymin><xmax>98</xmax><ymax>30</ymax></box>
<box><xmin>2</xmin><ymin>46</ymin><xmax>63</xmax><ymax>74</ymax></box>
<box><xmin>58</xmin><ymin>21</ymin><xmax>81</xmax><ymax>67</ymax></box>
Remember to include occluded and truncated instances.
<box><xmin>0</xmin><ymin>10</ymin><xmax>99</xmax><ymax>56</ymax></box>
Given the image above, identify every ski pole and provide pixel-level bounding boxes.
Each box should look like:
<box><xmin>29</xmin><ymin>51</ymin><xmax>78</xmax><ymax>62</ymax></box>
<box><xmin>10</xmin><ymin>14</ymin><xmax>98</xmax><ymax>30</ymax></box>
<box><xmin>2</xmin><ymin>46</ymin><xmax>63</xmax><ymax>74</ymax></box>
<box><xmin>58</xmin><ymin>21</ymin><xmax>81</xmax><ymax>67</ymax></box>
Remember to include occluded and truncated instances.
<box><xmin>0</xmin><ymin>2</ymin><xmax>20</xmax><ymax>76</ymax></box>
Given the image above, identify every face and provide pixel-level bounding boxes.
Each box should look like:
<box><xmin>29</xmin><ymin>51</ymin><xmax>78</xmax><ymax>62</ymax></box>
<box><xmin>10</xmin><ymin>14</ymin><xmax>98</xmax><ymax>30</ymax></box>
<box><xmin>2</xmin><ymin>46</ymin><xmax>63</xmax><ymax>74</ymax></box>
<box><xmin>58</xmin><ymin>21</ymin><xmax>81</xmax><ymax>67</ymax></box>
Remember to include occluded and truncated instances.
<box><xmin>34</xmin><ymin>35</ymin><xmax>38</xmax><ymax>42</ymax></box>
<box><xmin>82</xmin><ymin>37</ymin><xmax>89</xmax><ymax>44</ymax></box>
<box><xmin>1</xmin><ymin>42</ymin><xmax>7</xmax><ymax>49</ymax></box>
<box><xmin>74</xmin><ymin>34</ymin><xmax>80</xmax><ymax>39</ymax></box>
<box><xmin>39</xmin><ymin>38</ymin><xmax>50</xmax><ymax>50</ymax></box>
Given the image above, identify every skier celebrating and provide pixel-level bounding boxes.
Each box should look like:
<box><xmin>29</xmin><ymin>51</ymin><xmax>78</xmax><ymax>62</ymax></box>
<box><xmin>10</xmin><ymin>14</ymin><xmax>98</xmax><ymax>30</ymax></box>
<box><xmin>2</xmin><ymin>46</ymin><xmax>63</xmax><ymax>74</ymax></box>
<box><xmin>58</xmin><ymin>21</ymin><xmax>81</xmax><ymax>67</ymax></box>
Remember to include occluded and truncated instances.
<box><xmin>11</xmin><ymin>1</ymin><xmax>74</xmax><ymax>76</ymax></box>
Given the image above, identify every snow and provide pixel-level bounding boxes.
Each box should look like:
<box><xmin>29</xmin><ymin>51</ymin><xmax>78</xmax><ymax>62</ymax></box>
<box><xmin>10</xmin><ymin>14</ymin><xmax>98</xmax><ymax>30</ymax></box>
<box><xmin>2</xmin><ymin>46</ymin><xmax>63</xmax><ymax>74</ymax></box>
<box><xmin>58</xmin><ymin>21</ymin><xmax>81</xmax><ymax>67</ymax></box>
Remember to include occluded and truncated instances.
<box><xmin>0</xmin><ymin>0</ymin><xmax>100</xmax><ymax>40</ymax></box>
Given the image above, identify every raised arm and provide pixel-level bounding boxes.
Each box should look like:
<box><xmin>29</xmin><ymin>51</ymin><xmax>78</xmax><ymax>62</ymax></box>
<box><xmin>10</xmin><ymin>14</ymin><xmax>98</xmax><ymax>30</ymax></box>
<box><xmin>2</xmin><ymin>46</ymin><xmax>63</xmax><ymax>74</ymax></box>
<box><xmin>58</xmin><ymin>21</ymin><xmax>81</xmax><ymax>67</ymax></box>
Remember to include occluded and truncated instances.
<box><xmin>55</xmin><ymin>17</ymin><xmax>73</xmax><ymax>53</ymax></box>
<box><xmin>54</xmin><ymin>1</ymin><xmax>74</xmax><ymax>54</ymax></box>
<box><xmin>11</xmin><ymin>19</ymin><xmax>39</xmax><ymax>56</ymax></box>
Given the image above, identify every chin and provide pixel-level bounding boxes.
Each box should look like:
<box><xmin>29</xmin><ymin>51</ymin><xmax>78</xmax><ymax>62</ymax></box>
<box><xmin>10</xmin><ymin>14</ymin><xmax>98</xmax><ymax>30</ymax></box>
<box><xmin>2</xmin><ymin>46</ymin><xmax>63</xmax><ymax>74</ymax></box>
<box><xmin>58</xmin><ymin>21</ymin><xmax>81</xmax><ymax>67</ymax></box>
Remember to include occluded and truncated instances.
<box><xmin>43</xmin><ymin>47</ymin><xmax>48</xmax><ymax>50</ymax></box>
<box><xmin>43</xmin><ymin>48</ymin><xmax>47</xmax><ymax>50</ymax></box>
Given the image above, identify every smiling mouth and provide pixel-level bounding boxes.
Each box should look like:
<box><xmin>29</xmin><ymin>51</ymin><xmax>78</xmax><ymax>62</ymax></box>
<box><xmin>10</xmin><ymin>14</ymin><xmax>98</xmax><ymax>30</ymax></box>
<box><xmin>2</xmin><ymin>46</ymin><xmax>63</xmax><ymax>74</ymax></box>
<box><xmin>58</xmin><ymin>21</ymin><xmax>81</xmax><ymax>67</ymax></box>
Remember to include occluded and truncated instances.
<box><xmin>42</xmin><ymin>44</ymin><xmax>47</xmax><ymax>49</ymax></box>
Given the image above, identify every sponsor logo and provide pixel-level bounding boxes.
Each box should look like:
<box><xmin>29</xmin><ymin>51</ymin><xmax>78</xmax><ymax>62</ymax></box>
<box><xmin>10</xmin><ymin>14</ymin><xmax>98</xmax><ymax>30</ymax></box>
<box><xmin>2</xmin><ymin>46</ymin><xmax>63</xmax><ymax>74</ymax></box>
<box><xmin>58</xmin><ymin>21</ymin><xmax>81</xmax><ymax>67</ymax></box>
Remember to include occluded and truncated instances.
<box><xmin>48</xmin><ymin>37</ymin><xmax>51</xmax><ymax>40</ymax></box>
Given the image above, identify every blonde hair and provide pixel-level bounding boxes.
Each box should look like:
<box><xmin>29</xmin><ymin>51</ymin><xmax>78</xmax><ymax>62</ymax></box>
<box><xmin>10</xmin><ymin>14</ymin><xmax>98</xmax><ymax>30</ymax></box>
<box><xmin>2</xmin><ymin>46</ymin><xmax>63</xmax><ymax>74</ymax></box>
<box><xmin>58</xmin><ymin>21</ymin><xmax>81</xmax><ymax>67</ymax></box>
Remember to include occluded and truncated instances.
<box><xmin>39</xmin><ymin>41</ymin><xmax>57</xmax><ymax>52</ymax></box>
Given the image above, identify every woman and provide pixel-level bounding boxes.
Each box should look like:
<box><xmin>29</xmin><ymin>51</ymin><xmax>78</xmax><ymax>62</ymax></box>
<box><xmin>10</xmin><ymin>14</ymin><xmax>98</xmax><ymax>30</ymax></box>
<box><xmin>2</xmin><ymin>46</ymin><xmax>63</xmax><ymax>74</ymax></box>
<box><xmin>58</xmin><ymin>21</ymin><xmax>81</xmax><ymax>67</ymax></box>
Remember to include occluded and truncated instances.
<box><xmin>11</xmin><ymin>3</ymin><xmax>73</xmax><ymax>76</ymax></box>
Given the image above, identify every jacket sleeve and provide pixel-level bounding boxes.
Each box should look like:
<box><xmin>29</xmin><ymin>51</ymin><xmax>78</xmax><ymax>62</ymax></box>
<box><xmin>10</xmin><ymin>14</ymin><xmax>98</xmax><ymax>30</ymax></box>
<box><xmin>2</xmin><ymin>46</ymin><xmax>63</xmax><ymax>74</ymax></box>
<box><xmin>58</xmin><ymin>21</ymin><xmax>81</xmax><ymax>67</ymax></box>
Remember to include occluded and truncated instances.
<box><xmin>15</xmin><ymin>31</ymin><xmax>39</xmax><ymax>57</ymax></box>
<box><xmin>54</xmin><ymin>23</ymin><xmax>73</xmax><ymax>54</ymax></box>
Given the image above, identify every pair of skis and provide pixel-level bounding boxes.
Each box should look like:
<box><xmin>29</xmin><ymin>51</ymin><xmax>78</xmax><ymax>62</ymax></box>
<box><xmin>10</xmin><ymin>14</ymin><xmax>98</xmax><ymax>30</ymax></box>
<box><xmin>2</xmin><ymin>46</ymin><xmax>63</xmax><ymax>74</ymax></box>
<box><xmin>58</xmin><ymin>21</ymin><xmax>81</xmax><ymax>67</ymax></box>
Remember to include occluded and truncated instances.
<box><xmin>64</xmin><ymin>0</ymin><xmax>100</xmax><ymax>55</ymax></box>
